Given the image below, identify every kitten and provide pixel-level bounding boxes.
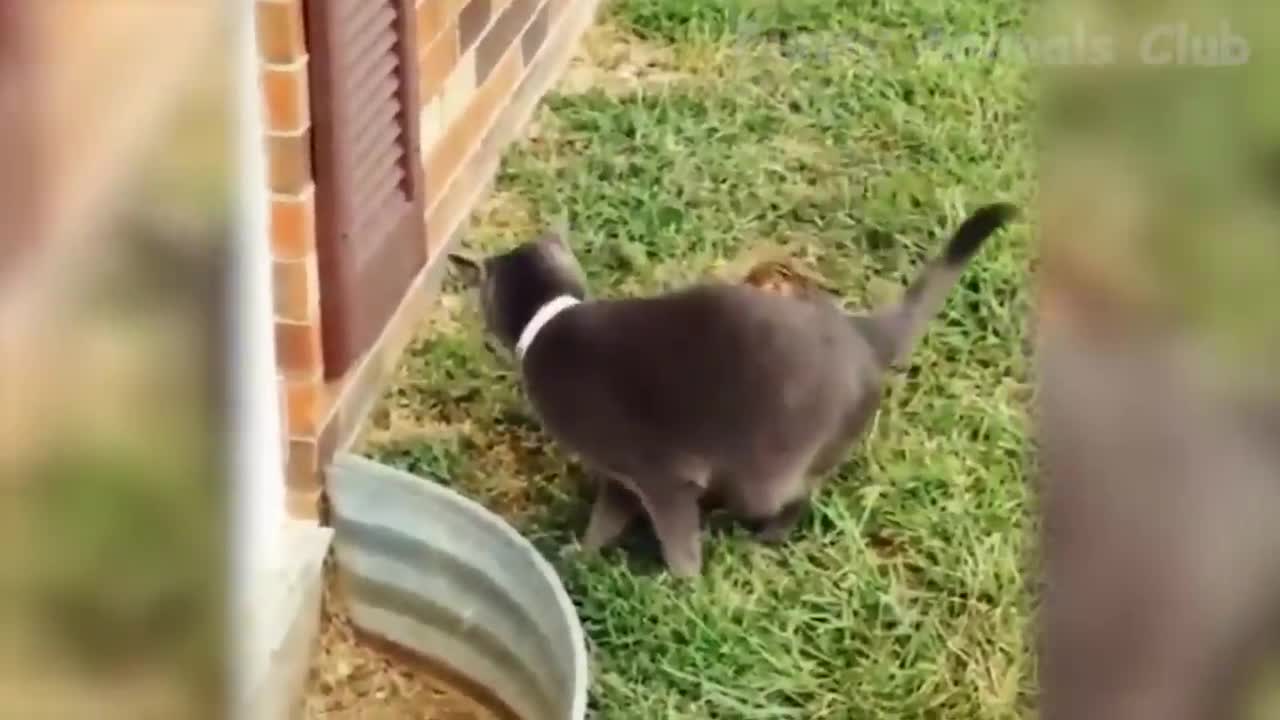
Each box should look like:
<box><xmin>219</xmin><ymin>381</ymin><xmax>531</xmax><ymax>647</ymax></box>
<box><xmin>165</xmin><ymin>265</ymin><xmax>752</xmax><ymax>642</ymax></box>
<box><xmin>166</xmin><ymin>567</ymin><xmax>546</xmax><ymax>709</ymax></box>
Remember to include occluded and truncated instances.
<box><xmin>449</xmin><ymin>203</ymin><xmax>1016</xmax><ymax>577</ymax></box>
<box><xmin>740</xmin><ymin>258</ymin><xmax>837</xmax><ymax>301</ymax></box>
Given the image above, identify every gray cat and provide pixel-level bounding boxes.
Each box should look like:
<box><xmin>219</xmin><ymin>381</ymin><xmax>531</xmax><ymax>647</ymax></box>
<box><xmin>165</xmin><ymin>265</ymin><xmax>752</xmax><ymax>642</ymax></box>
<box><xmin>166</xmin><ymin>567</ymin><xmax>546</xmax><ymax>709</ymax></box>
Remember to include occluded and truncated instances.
<box><xmin>449</xmin><ymin>203</ymin><xmax>1016</xmax><ymax>577</ymax></box>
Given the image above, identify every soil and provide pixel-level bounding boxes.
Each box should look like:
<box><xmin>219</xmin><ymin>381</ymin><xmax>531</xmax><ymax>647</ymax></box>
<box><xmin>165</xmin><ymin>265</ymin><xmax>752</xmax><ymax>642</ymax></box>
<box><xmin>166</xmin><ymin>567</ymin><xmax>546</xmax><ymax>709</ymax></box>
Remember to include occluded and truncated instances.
<box><xmin>304</xmin><ymin>569</ymin><xmax>517</xmax><ymax>720</ymax></box>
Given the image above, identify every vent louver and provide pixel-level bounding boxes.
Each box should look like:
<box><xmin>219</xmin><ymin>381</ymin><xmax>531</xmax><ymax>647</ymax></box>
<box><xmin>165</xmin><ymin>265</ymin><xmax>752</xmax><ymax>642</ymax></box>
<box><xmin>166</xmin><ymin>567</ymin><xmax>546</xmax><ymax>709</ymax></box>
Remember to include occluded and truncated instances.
<box><xmin>305</xmin><ymin>0</ymin><xmax>425</xmax><ymax>379</ymax></box>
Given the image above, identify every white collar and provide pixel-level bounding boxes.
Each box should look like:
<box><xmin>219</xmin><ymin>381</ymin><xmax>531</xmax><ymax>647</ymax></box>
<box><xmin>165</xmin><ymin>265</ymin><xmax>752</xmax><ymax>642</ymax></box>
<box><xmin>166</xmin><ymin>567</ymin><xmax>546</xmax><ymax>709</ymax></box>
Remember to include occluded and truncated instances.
<box><xmin>515</xmin><ymin>295</ymin><xmax>580</xmax><ymax>359</ymax></box>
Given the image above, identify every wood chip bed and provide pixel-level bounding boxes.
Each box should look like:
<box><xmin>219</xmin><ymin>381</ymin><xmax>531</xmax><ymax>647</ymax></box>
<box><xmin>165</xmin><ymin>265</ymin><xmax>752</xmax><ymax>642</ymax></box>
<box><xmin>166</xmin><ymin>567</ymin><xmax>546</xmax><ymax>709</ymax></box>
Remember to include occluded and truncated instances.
<box><xmin>304</xmin><ymin>570</ymin><xmax>514</xmax><ymax>720</ymax></box>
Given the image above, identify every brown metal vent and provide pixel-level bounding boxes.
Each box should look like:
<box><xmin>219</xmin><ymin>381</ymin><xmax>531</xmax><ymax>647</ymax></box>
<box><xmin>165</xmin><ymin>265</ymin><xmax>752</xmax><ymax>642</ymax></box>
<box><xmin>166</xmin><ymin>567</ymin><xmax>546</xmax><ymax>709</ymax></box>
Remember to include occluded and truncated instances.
<box><xmin>304</xmin><ymin>0</ymin><xmax>425</xmax><ymax>379</ymax></box>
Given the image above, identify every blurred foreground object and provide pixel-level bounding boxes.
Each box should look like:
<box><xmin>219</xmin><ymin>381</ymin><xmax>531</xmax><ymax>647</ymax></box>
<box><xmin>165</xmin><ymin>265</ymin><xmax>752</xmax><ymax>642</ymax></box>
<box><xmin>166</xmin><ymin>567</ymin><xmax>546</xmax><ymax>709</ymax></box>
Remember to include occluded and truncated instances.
<box><xmin>0</xmin><ymin>1</ymin><xmax>228</xmax><ymax>718</ymax></box>
<box><xmin>1036</xmin><ymin>1</ymin><xmax>1280</xmax><ymax>719</ymax></box>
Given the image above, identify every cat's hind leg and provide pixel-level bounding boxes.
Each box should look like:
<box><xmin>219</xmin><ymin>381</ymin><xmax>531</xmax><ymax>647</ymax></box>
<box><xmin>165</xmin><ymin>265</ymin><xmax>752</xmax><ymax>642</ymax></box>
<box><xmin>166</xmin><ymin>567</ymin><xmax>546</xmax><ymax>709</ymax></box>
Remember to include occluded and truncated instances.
<box><xmin>631</xmin><ymin>479</ymin><xmax>704</xmax><ymax>578</ymax></box>
<box><xmin>581</xmin><ymin>478</ymin><xmax>640</xmax><ymax>552</ymax></box>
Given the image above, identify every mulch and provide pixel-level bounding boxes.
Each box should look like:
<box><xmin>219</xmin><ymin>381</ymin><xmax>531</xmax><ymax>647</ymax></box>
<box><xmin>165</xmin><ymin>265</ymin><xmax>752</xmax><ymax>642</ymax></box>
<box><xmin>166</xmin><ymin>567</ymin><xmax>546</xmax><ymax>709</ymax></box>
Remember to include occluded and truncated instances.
<box><xmin>303</xmin><ymin>566</ymin><xmax>511</xmax><ymax>720</ymax></box>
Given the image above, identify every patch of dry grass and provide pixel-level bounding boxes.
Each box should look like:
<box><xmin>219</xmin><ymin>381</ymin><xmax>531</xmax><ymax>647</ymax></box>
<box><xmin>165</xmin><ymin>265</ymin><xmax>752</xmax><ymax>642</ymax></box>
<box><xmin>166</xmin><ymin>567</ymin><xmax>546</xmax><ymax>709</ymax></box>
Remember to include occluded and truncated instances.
<box><xmin>558</xmin><ymin>23</ymin><xmax>697</xmax><ymax>97</ymax></box>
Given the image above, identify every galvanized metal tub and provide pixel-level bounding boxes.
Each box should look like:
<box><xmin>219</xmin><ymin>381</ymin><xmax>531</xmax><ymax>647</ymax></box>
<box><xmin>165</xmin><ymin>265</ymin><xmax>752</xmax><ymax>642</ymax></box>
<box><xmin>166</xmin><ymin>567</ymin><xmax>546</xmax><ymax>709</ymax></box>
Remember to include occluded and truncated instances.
<box><xmin>327</xmin><ymin>452</ymin><xmax>588</xmax><ymax>720</ymax></box>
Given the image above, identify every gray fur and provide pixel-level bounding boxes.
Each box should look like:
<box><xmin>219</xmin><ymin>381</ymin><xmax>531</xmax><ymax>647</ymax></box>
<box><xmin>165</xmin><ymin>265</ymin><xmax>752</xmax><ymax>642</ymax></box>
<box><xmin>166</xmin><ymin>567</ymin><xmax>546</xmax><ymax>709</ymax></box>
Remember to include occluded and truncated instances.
<box><xmin>449</xmin><ymin>203</ymin><xmax>1016</xmax><ymax>577</ymax></box>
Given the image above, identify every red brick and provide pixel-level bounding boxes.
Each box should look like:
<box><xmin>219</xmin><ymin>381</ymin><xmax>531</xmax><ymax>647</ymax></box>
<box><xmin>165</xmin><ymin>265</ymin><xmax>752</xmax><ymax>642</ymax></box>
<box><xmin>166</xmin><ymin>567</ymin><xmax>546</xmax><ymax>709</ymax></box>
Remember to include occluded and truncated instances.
<box><xmin>424</xmin><ymin>46</ymin><xmax>514</xmax><ymax>220</ymax></box>
<box><xmin>283</xmin><ymin>375</ymin><xmax>324</xmax><ymax>437</ymax></box>
<box><xmin>426</xmin><ymin>46</ymin><xmax>518</xmax><ymax>217</ymax></box>
<box><xmin>418</xmin><ymin>0</ymin><xmax>449</xmax><ymax>46</ymax></box>
<box><xmin>429</xmin><ymin>60</ymin><xmax>479</xmax><ymax>200</ymax></box>
<box><xmin>425</xmin><ymin>125</ymin><xmax>469</xmax><ymax>205</ymax></box>
<box><xmin>477</xmin><ymin>0</ymin><xmax>535</xmax><ymax>83</ymax></box>
<box><xmin>464</xmin><ymin>44</ymin><xmax>522</xmax><ymax>139</ymax></box>
<box><xmin>420</xmin><ymin>22</ymin><xmax>459</xmax><ymax>103</ymax></box>
<box><xmin>440</xmin><ymin>51</ymin><xmax>477</xmax><ymax>129</ymax></box>
<box><xmin>275</xmin><ymin>320</ymin><xmax>323</xmax><ymax>376</ymax></box>
<box><xmin>255</xmin><ymin>0</ymin><xmax>308</xmax><ymax>64</ymax></box>
<box><xmin>419</xmin><ymin>99</ymin><xmax>444</xmax><ymax>156</ymax></box>
<box><xmin>427</xmin><ymin>140</ymin><xmax>491</xmax><ymax>255</ymax></box>
<box><xmin>266</xmin><ymin>128</ymin><xmax>312</xmax><ymax>194</ymax></box>
<box><xmin>272</xmin><ymin>256</ymin><xmax>319</xmax><ymax>322</ymax></box>
<box><xmin>260</xmin><ymin>59</ymin><xmax>310</xmax><ymax>132</ymax></box>
<box><xmin>270</xmin><ymin>185</ymin><xmax>316</xmax><ymax>259</ymax></box>
<box><xmin>285</xmin><ymin>418</ymin><xmax>338</xmax><ymax>492</ymax></box>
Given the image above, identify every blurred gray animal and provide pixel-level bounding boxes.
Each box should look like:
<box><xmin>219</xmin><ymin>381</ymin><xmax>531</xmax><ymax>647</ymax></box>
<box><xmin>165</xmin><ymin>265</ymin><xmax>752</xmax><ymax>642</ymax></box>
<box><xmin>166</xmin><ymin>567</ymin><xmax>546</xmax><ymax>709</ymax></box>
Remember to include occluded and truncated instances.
<box><xmin>449</xmin><ymin>203</ymin><xmax>1015</xmax><ymax>577</ymax></box>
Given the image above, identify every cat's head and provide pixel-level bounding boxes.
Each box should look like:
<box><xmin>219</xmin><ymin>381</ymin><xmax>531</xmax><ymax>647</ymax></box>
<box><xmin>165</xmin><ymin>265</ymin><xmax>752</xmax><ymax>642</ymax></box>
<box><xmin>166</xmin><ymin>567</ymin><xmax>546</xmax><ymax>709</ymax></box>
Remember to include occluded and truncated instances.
<box><xmin>447</xmin><ymin>227</ymin><xmax>589</xmax><ymax>350</ymax></box>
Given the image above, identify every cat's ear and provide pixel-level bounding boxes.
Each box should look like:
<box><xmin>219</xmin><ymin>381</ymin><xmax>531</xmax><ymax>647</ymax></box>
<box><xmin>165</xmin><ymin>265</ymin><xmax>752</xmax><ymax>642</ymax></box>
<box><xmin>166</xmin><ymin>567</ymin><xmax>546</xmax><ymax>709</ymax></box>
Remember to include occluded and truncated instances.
<box><xmin>447</xmin><ymin>252</ymin><xmax>486</xmax><ymax>287</ymax></box>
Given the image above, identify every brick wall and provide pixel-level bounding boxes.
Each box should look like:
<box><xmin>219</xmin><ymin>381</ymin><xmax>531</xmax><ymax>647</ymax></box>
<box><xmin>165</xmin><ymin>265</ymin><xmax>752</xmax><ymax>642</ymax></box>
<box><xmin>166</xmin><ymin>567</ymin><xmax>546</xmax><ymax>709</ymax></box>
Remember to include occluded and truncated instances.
<box><xmin>254</xmin><ymin>0</ymin><xmax>600</xmax><ymax>520</ymax></box>
<box><xmin>418</xmin><ymin>0</ymin><xmax>580</xmax><ymax>255</ymax></box>
<box><xmin>255</xmin><ymin>0</ymin><xmax>326</xmax><ymax>519</ymax></box>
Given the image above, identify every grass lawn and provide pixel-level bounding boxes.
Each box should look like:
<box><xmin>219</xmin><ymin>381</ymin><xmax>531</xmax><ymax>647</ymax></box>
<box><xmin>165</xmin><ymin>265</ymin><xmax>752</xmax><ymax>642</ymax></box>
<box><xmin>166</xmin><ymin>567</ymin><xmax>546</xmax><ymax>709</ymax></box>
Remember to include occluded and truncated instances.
<box><xmin>363</xmin><ymin>0</ymin><xmax>1036</xmax><ymax>716</ymax></box>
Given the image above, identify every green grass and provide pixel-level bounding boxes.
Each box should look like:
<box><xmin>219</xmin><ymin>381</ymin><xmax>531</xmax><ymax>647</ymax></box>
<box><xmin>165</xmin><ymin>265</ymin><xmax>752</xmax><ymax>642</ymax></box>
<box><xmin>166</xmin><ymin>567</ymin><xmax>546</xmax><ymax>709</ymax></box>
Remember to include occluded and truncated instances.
<box><xmin>365</xmin><ymin>0</ymin><xmax>1036</xmax><ymax>716</ymax></box>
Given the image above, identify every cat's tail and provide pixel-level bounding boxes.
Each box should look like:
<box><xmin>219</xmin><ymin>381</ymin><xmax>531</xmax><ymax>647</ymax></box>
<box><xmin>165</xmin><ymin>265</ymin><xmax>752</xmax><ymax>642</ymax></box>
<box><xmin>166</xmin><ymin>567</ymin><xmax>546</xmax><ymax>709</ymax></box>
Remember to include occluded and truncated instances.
<box><xmin>856</xmin><ymin>202</ymin><xmax>1018</xmax><ymax>368</ymax></box>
